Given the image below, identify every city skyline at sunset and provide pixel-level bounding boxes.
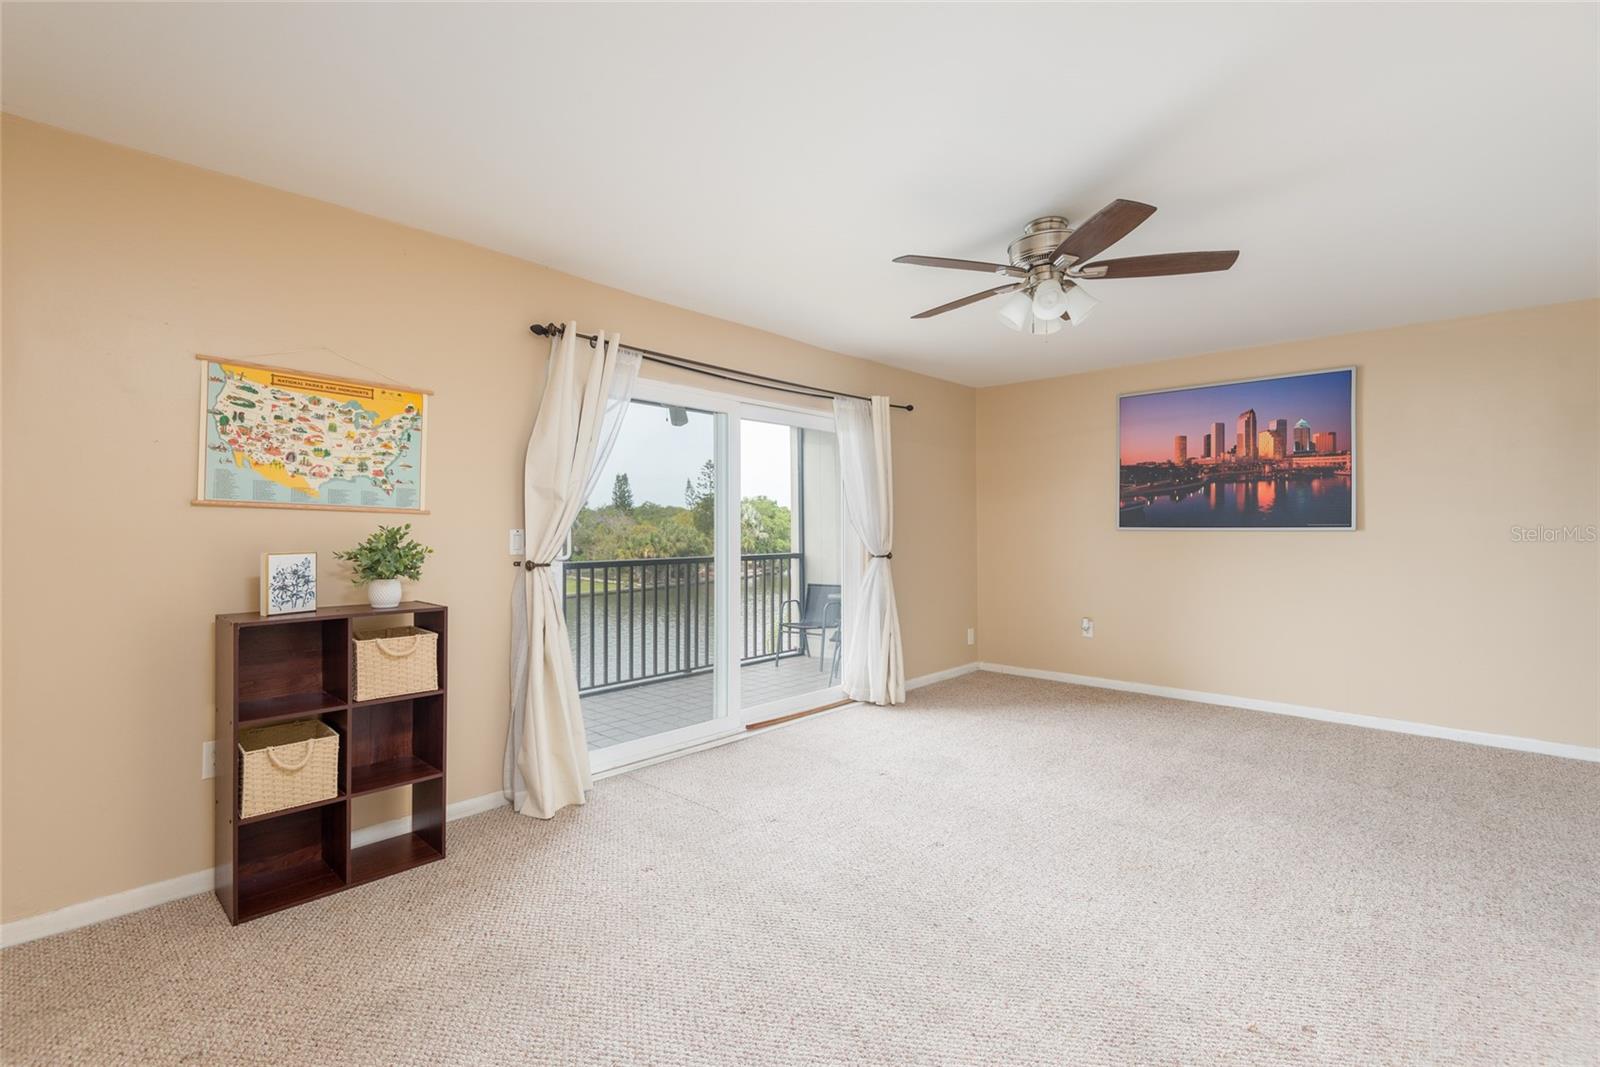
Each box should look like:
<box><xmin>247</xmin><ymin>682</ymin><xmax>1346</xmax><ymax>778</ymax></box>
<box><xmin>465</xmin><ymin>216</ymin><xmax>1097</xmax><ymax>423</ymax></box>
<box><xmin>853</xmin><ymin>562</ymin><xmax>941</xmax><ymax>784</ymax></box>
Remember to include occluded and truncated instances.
<box><xmin>1119</xmin><ymin>369</ymin><xmax>1354</xmax><ymax>465</ymax></box>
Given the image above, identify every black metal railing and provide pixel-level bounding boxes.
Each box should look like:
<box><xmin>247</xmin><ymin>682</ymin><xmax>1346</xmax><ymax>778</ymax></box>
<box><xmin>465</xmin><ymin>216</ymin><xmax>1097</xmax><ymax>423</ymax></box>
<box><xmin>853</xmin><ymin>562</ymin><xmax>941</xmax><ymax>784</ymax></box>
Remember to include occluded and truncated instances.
<box><xmin>564</xmin><ymin>552</ymin><xmax>803</xmax><ymax>694</ymax></box>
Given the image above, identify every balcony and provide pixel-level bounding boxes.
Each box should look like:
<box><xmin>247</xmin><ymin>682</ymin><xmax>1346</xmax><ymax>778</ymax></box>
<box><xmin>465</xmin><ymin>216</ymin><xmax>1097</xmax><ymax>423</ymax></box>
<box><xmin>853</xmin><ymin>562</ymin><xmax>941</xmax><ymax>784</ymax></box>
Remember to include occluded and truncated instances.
<box><xmin>566</xmin><ymin>552</ymin><xmax>839</xmax><ymax>748</ymax></box>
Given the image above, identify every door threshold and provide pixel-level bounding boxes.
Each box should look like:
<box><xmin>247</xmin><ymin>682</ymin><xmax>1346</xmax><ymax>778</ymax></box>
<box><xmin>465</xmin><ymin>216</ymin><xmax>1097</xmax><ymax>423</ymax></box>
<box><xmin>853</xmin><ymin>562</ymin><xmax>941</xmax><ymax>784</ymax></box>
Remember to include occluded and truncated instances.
<box><xmin>590</xmin><ymin>724</ymin><xmax>746</xmax><ymax>779</ymax></box>
<box><xmin>592</xmin><ymin>701</ymin><xmax>859</xmax><ymax>780</ymax></box>
<box><xmin>746</xmin><ymin>699</ymin><xmax>853</xmax><ymax>730</ymax></box>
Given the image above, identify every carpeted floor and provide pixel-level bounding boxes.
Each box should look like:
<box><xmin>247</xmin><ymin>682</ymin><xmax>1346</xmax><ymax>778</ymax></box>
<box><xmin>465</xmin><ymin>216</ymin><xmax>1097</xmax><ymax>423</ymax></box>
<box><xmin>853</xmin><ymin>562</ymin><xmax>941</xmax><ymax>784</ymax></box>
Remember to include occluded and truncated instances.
<box><xmin>3</xmin><ymin>671</ymin><xmax>1596</xmax><ymax>1065</ymax></box>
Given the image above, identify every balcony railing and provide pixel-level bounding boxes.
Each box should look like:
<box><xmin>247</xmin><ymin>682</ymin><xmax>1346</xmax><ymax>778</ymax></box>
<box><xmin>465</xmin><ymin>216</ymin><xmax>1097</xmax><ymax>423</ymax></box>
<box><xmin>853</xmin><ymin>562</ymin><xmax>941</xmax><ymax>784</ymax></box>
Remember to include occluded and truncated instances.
<box><xmin>564</xmin><ymin>552</ymin><xmax>803</xmax><ymax>694</ymax></box>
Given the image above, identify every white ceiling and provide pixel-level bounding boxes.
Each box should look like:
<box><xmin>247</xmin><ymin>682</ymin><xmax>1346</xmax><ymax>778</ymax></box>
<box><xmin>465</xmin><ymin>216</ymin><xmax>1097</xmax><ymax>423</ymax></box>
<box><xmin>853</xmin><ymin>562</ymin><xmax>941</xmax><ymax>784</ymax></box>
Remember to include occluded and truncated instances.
<box><xmin>3</xmin><ymin>3</ymin><xmax>1596</xmax><ymax>386</ymax></box>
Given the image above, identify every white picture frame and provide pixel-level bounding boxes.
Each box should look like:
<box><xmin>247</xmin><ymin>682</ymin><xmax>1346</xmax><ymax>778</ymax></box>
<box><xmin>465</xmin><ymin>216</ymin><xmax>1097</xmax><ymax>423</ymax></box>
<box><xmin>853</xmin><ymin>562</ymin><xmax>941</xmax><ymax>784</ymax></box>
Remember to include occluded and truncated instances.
<box><xmin>260</xmin><ymin>552</ymin><xmax>318</xmax><ymax>616</ymax></box>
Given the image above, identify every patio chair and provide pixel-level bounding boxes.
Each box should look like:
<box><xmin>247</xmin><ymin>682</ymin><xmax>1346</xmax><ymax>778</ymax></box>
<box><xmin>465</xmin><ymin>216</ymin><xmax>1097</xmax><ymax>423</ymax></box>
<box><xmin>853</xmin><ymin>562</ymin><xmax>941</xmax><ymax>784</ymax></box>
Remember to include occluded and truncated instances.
<box><xmin>779</xmin><ymin>583</ymin><xmax>841</xmax><ymax>671</ymax></box>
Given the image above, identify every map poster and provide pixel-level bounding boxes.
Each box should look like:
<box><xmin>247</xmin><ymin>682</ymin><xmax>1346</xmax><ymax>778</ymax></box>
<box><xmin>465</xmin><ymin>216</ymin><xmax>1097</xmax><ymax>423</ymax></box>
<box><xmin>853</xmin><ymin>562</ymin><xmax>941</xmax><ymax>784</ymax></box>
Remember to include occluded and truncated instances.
<box><xmin>195</xmin><ymin>357</ymin><xmax>429</xmax><ymax>513</ymax></box>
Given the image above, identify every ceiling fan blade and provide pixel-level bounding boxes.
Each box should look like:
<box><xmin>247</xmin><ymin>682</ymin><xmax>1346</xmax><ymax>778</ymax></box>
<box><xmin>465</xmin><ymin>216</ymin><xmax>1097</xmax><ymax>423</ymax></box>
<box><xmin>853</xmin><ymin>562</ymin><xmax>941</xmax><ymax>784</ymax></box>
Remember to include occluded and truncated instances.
<box><xmin>911</xmin><ymin>283</ymin><xmax>1022</xmax><ymax>319</ymax></box>
<box><xmin>1075</xmin><ymin>250</ymin><xmax>1240</xmax><ymax>279</ymax></box>
<box><xmin>894</xmin><ymin>255</ymin><xmax>1027</xmax><ymax>278</ymax></box>
<box><xmin>1050</xmin><ymin>199</ymin><xmax>1157</xmax><ymax>266</ymax></box>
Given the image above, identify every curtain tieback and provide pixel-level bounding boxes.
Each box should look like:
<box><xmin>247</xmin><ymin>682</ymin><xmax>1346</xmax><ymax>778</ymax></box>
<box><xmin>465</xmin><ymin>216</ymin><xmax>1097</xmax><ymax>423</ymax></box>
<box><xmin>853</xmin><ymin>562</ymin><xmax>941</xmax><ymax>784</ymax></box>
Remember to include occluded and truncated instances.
<box><xmin>871</xmin><ymin>553</ymin><xmax>893</xmax><ymax>560</ymax></box>
<box><xmin>514</xmin><ymin>560</ymin><xmax>553</xmax><ymax>570</ymax></box>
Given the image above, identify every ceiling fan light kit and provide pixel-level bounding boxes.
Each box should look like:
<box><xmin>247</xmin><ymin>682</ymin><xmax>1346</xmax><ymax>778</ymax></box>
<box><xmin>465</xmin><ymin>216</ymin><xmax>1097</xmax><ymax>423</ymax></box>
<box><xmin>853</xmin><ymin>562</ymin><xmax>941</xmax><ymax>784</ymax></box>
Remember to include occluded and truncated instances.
<box><xmin>1030</xmin><ymin>277</ymin><xmax>1071</xmax><ymax>319</ymax></box>
<box><xmin>1062</xmin><ymin>282</ymin><xmax>1098</xmax><ymax>326</ymax></box>
<box><xmin>996</xmin><ymin>290</ymin><xmax>1034</xmax><ymax>332</ymax></box>
<box><xmin>895</xmin><ymin>199</ymin><xmax>1238</xmax><ymax>334</ymax></box>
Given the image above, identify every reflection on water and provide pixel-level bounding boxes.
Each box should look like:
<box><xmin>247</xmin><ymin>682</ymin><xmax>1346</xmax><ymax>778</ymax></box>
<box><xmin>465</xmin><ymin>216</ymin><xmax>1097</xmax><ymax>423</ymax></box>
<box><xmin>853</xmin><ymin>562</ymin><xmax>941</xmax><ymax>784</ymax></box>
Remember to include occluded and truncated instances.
<box><xmin>1121</xmin><ymin>474</ymin><xmax>1352</xmax><ymax>528</ymax></box>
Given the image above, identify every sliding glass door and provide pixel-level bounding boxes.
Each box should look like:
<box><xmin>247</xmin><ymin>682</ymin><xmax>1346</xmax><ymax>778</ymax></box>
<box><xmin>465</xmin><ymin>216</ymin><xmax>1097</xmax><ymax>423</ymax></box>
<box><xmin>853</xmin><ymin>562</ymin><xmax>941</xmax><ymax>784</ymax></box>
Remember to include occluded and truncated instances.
<box><xmin>570</xmin><ymin>380</ymin><xmax>841</xmax><ymax>772</ymax></box>
<box><xmin>570</xmin><ymin>381</ymin><xmax>735</xmax><ymax>773</ymax></box>
<box><xmin>738</xmin><ymin>409</ymin><xmax>845</xmax><ymax>720</ymax></box>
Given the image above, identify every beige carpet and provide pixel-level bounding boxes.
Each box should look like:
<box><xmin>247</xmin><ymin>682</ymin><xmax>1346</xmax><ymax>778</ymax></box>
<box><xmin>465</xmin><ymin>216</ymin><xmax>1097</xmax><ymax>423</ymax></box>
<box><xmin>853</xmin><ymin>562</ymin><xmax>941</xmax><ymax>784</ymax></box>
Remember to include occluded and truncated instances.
<box><xmin>3</xmin><ymin>671</ymin><xmax>1596</xmax><ymax>1065</ymax></box>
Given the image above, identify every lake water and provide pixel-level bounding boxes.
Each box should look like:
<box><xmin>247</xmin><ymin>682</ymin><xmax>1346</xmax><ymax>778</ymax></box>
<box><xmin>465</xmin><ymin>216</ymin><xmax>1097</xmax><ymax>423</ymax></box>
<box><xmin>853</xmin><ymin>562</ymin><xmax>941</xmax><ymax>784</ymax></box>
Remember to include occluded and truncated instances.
<box><xmin>1120</xmin><ymin>474</ymin><xmax>1353</xmax><ymax>528</ymax></box>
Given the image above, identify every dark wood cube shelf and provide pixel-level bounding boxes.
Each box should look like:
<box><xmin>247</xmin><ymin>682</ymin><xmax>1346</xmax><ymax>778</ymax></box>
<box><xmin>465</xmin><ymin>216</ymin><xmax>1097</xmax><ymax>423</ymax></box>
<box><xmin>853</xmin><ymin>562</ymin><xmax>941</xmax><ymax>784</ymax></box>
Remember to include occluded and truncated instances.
<box><xmin>214</xmin><ymin>601</ymin><xmax>448</xmax><ymax>925</ymax></box>
<box><xmin>351</xmin><ymin>693</ymin><xmax>445</xmax><ymax>796</ymax></box>
<box><xmin>235</xmin><ymin>803</ymin><xmax>347</xmax><ymax>923</ymax></box>
<box><xmin>351</xmin><ymin>830</ymin><xmax>443</xmax><ymax>886</ymax></box>
<box><xmin>239</xmin><ymin>690</ymin><xmax>348</xmax><ymax>727</ymax></box>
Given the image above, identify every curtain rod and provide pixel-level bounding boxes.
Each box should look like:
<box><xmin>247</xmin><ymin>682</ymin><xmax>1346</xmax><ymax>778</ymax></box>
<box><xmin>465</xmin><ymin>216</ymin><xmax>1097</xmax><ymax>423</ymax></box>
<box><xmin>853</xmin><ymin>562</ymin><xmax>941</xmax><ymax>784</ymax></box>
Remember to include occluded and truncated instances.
<box><xmin>528</xmin><ymin>323</ymin><xmax>914</xmax><ymax>412</ymax></box>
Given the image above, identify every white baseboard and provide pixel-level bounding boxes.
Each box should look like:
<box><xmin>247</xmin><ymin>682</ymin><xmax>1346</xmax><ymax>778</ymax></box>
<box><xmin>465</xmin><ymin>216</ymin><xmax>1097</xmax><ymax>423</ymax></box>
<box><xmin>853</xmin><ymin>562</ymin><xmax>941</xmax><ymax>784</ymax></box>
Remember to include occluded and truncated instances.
<box><xmin>2</xmin><ymin>663</ymin><xmax>987</xmax><ymax>950</ymax></box>
<box><xmin>1</xmin><ymin>790</ymin><xmax>510</xmax><ymax>950</ymax></box>
<box><xmin>905</xmin><ymin>661</ymin><xmax>980</xmax><ymax>691</ymax></box>
<box><xmin>0</xmin><ymin>867</ymin><xmax>220</xmax><ymax>952</ymax></box>
<box><xmin>38</xmin><ymin>657</ymin><xmax>1542</xmax><ymax>950</ymax></box>
<box><xmin>977</xmin><ymin>662</ymin><xmax>1600</xmax><ymax>763</ymax></box>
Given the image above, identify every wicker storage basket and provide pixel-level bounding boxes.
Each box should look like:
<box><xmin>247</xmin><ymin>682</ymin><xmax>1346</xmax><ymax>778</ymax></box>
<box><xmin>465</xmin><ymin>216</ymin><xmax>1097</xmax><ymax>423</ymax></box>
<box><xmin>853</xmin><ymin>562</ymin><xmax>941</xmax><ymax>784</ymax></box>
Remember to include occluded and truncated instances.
<box><xmin>238</xmin><ymin>719</ymin><xmax>340</xmax><ymax>819</ymax></box>
<box><xmin>354</xmin><ymin>626</ymin><xmax>439</xmax><ymax>702</ymax></box>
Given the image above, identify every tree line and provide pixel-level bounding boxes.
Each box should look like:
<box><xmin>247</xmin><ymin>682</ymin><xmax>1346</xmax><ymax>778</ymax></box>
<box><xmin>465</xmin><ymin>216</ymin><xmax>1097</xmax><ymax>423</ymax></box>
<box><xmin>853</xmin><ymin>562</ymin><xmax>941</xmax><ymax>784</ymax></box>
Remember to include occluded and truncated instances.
<box><xmin>570</xmin><ymin>461</ymin><xmax>792</xmax><ymax>561</ymax></box>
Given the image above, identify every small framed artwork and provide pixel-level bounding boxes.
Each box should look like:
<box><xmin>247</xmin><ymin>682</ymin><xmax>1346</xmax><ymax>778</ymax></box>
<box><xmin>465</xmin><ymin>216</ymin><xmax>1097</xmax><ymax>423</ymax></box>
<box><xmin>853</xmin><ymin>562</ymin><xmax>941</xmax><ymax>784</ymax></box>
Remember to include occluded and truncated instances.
<box><xmin>261</xmin><ymin>552</ymin><xmax>318</xmax><ymax>616</ymax></box>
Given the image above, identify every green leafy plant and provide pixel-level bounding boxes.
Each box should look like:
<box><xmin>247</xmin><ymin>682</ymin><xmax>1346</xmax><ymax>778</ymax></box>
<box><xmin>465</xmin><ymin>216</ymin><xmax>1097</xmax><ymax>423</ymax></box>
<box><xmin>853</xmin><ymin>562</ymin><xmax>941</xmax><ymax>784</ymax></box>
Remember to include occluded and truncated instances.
<box><xmin>334</xmin><ymin>524</ymin><xmax>433</xmax><ymax>584</ymax></box>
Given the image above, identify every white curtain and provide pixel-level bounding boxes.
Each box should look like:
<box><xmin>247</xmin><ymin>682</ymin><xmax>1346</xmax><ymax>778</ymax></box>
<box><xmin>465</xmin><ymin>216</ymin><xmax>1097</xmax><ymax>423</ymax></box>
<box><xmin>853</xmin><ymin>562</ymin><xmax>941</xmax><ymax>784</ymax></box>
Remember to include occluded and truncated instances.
<box><xmin>504</xmin><ymin>324</ymin><xmax>641</xmax><ymax>818</ymax></box>
<box><xmin>834</xmin><ymin>396</ymin><xmax>905</xmax><ymax>706</ymax></box>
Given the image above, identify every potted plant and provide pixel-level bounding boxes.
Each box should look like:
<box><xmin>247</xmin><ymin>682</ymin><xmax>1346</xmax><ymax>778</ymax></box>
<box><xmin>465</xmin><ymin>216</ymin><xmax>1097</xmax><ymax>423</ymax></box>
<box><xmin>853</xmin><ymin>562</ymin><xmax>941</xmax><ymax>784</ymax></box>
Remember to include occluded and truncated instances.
<box><xmin>334</xmin><ymin>524</ymin><xmax>433</xmax><ymax>608</ymax></box>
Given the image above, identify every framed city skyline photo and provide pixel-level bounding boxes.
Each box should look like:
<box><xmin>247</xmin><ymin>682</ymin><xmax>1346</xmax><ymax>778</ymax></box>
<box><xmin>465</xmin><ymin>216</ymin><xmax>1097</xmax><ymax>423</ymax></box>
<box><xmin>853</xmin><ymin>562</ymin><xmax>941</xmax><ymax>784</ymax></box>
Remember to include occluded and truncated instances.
<box><xmin>1118</xmin><ymin>368</ymin><xmax>1355</xmax><ymax>530</ymax></box>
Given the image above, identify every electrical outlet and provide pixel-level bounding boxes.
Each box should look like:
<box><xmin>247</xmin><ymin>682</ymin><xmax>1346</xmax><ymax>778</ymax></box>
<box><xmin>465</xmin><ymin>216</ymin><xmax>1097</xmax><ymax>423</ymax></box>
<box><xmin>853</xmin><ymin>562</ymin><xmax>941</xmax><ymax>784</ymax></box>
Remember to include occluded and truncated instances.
<box><xmin>966</xmin><ymin>627</ymin><xmax>976</xmax><ymax>646</ymax></box>
<box><xmin>1081</xmin><ymin>617</ymin><xmax>1094</xmax><ymax>638</ymax></box>
<box><xmin>201</xmin><ymin>740</ymin><xmax>217</xmax><ymax>780</ymax></box>
<box><xmin>509</xmin><ymin>528</ymin><xmax>525</xmax><ymax>556</ymax></box>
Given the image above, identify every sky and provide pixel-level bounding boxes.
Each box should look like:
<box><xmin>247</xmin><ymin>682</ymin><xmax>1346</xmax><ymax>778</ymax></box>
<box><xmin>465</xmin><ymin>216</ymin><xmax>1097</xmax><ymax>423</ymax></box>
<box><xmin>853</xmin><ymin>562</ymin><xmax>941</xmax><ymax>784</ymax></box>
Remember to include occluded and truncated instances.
<box><xmin>1119</xmin><ymin>369</ymin><xmax>1354</xmax><ymax>463</ymax></box>
<box><xmin>584</xmin><ymin>403</ymin><xmax>795</xmax><ymax>508</ymax></box>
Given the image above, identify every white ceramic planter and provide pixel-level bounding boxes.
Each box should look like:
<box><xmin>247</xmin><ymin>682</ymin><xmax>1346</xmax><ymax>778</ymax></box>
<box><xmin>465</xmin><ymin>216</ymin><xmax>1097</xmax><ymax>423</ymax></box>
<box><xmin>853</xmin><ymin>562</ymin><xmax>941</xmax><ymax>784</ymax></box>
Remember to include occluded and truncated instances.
<box><xmin>367</xmin><ymin>578</ymin><xmax>403</xmax><ymax>609</ymax></box>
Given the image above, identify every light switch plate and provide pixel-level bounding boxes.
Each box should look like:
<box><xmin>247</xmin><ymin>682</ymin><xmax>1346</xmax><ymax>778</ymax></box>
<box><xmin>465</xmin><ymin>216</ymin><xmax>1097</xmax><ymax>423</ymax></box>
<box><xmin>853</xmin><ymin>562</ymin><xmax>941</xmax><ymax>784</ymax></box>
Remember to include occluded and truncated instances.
<box><xmin>967</xmin><ymin>628</ymin><xmax>975</xmax><ymax>646</ymax></box>
<box><xmin>509</xmin><ymin>528</ymin><xmax>525</xmax><ymax>556</ymax></box>
<box><xmin>1081</xmin><ymin>617</ymin><xmax>1094</xmax><ymax>638</ymax></box>
<box><xmin>201</xmin><ymin>740</ymin><xmax>217</xmax><ymax>780</ymax></box>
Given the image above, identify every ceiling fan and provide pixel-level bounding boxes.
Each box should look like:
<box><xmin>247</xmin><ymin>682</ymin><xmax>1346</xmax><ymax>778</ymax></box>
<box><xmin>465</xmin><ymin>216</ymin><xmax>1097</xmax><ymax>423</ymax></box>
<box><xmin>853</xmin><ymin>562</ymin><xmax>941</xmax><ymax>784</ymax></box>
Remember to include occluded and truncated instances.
<box><xmin>893</xmin><ymin>199</ymin><xmax>1238</xmax><ymax>335</ymax></box>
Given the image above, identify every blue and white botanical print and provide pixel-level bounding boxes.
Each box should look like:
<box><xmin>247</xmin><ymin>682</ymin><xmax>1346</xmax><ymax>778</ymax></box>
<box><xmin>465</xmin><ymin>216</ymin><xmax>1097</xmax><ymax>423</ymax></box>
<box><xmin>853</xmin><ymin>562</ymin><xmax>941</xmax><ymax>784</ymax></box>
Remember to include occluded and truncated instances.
<box><xmin>269</xmin><ymin>555</ymin><xmax>317</xmax><ymax>613</ymax></box>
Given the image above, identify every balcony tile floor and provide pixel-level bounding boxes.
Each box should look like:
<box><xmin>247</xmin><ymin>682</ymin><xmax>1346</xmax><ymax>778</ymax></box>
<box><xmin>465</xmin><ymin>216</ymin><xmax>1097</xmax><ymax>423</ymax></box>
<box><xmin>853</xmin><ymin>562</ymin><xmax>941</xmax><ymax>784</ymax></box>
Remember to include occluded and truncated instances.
<box><xmin>581</xmin><ymin>650</ymin><xmax>837</xmax><ymax>749</ymax></box>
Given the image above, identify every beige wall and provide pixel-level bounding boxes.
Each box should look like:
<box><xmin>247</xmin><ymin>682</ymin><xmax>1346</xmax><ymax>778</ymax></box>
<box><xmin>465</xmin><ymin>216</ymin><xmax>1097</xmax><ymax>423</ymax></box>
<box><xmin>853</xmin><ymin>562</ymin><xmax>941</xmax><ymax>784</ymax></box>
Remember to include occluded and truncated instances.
<box><xmin>0</xmin><ymin>118</ymin><xmax>980</xmax><ymax>923</ymax></box>
<box><xmin>977</xmin><ymin>301</ymin><xmax>1600</xmax><ymax>748</ymax></box>
<box><xmin>4</xmin><ymin>115</ymin><xmax>1595</xmax><ymax>928</ymax></box>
